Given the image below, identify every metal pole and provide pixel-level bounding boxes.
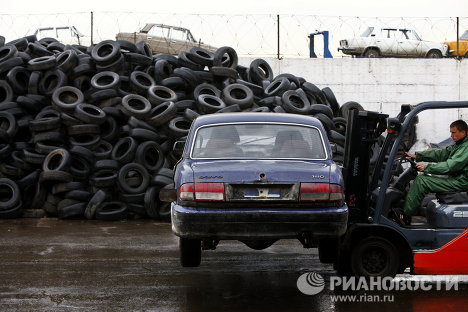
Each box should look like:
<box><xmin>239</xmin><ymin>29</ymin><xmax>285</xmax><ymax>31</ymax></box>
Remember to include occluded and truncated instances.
<box><xmin>91</xmin><ymin>11</ymin><xmax>94</xmax><ymax>46</ymax></box>
<box><xmin>277</xmin><ymin>15</ymin><xmax>280</xmax><ymax>60</ymax></box>
<box><xmin>456</xmin><ymin>17</ymin><xmax>459</xmax><ymax>59</ymax></box>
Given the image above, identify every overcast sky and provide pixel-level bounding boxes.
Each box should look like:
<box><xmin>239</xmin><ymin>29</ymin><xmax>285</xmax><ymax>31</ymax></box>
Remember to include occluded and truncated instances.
<box><xmin>2</xmin><ymin>0</ymin><xmax>467</xmax><ymax>17</ymax></box>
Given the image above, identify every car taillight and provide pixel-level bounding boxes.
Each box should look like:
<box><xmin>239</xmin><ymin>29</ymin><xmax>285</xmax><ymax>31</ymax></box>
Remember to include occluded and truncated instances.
<box><xmin>178</xmin><ymin>183</ymin><xmax>225</xmax><ymax>202</ymax></box>
<box><xmin>300</xmin><ymin>183</ymin><xmax>343</xmax><ymax>202</ymax></box>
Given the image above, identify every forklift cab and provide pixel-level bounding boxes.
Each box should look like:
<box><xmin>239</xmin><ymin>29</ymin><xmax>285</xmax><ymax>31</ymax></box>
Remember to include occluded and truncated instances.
<box><xmin>334</xmin><ymin>101</ymin><xmax>468</xmax><ymax>276</ymax></box>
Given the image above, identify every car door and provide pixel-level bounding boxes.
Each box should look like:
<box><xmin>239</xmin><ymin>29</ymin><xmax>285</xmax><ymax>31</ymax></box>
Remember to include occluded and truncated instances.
<box><xmin>397</xmin><ymin>29</ymin><xmax>421</xmax><ymax>57</ymax></box>
<box><xmin>376</xmin><ymin>28</ymin><xmax>397</xmax><ymax>56</ymax></box>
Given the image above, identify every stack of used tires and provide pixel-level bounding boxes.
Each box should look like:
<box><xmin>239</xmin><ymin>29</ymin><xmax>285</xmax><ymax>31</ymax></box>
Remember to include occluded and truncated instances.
<box><xmin>0</xmin><ymin>34</ymin><xmax>364</xmax><ymax>221</ymax></box>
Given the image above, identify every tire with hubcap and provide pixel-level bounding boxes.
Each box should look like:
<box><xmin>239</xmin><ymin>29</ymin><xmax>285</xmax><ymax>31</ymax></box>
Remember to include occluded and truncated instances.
<box><xmin>351</xmin><ymin>237</ymin><xmax>399</xmax><ymax>277</ymax></box>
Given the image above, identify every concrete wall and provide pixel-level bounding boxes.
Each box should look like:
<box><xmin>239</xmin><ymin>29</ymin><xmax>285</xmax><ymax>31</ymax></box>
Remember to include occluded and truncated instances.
<box><xmin>240</xmin><ymin>57</ymin><xmax>468</xmax><ymax>143</ymax></box>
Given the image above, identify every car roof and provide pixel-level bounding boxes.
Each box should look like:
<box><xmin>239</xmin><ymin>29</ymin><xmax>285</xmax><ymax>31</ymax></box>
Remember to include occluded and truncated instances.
<box><xmin>192</xmin><ymin>112</ymin><xmax>325</xmax><ymax>128</ymax></box>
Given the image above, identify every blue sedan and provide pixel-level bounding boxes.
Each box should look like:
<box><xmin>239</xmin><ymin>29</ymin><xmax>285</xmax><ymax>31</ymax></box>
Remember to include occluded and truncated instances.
<box><xmin>165</xmin><ymin>112</ymin><xmax>348</xmax><ymax>267</ymax></box>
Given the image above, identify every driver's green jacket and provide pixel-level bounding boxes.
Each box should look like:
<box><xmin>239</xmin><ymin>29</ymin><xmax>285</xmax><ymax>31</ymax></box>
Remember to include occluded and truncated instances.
<box><xmin>403</xmin><ymin>136</ymin><xmax>468</xmax><ymax>216</ymax></box>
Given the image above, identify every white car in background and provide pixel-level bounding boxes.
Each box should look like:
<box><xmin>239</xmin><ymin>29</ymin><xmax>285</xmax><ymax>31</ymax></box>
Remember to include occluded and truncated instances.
<box><xmin>338</xmin><ymin>27</ymin><xmax>448</xmax><ymax>58</ymax></box>
<box><xmin>32</xmin><ymin>26</ymin><xmax>90</xmax><ymax>46</ymax></box>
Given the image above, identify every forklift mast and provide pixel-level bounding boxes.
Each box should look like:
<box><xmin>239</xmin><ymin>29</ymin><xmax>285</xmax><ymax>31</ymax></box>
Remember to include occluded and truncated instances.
<box><xmin>342</xmin><ymin>110</ymin><xmax>388</xmax><ymax>222</ymax></box>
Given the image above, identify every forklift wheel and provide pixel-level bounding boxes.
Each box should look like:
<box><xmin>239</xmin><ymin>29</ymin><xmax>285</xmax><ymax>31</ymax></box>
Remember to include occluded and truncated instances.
<box><xmin>351</xmin><ymin>237</ymin><xmax>399</xmax><ymax>277</ymax></box>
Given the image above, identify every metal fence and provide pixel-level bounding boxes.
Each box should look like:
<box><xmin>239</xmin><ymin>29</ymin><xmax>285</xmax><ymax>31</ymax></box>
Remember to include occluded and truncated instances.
<box><xmin>0</xmin><ymin>12</ymin><xmax>467</xmax><ymax>58</ymax></box>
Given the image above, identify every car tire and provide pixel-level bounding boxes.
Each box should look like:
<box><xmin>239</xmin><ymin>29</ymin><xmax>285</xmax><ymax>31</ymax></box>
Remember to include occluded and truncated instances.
<box><xmin>426</xmin><ymin>50</ymin><xmax>442</xmax><ymax>58</ymax></box>
<box><xmin>363</xmin><ymin>48</ymin><xmax>380</xmax><ymax>58</ymax></box>
<box><xmin>281</xmin><ymin>90</ymin><xmax>310</xmax><ymax>114</ymax></box>
<box><xmin>351</xmin><ymin>237</ymin><xmax>400</xmax><ymax>277</ymax></box>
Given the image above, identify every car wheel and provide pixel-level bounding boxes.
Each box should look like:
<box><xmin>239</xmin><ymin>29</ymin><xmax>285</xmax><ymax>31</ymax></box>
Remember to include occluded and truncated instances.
<box><xmin>179</xmin><ymin>237</ymin><xmax>201</xmax><ymax>267</ymax></box>
<box><xmin>363</xmin><ymin>49</ymin><xmax>380</xmax><ymax>58</ymax></box>
<box><xmin>351</xmin><ymin>237</ymin><xmax>399</xmax><ymax>277</ymax></box>
<box><xmin>426</xmin><ymin>50</ymin><xmax>442</xmax><ymax>58</ymax></box>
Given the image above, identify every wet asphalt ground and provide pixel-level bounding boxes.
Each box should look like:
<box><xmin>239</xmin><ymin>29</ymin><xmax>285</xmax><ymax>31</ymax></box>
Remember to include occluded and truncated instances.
<box><xmin>0</xmin><ymin>218</ymin><xmax>467</xmax><ymax>312</ymax></box>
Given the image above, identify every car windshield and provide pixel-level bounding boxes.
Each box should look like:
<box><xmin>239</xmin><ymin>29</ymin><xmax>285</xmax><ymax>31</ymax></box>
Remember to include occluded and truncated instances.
<box><xmin>361</xmin><ymin>27</ymin><xmax>374</xmax><ymax>37</ymax></box>
<box><xmin>191</xmin><ymin>123</ymin><xmax>327</xmax><ymax>159</ymax></box>
<box><xmin>460</xmin><ymin>30</ymin><xmax>468</xmax><ymax>40</ymax></box>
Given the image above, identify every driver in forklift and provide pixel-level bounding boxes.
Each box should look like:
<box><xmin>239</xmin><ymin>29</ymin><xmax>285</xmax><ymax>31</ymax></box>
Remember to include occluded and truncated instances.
<box><xmin>400</xmin><ymin>119</ymin><xmax>468</xmax><ymax>224</ymax></box>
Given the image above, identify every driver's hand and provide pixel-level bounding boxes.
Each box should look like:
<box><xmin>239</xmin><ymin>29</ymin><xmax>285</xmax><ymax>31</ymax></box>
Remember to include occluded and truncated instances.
<box><xmin>405</xmin><ymin>152</ymin><xmax>416</xmax><ymax>159</ymax></box>
<box><xmin>416</xmin><ymin>163</ymin><xmax>425</xmax><ymax>172</ymax></box>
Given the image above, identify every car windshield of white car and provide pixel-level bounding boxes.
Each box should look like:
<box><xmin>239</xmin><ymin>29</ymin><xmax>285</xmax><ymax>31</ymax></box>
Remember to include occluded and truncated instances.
<box><xmin>191</xmin><ymin>123</ymin><xmax>327</xmax><ymax>160</ymax></box>
<box><xmin>361</xmin><ymin>27</ymin><xmax>374</xmax><ymax>37</ymax></box>
<box><xmin>460</xmin><ymin>30</ymin><xmax>468</xmax><ymax>40</ymax></box>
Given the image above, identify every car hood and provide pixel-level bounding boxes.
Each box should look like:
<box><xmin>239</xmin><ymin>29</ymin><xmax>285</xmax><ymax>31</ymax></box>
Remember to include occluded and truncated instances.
<box><xmin>191</xmin><ymin>160</ymin><xmax>331</xmax><ymax>183</ymax></box>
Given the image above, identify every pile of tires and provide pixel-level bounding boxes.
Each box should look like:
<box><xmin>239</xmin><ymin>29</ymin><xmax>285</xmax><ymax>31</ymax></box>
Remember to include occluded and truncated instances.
<box><xmin>0</xmin><ymin>34</ymin><xmax>363</xmax><ymax>220</ymax></box>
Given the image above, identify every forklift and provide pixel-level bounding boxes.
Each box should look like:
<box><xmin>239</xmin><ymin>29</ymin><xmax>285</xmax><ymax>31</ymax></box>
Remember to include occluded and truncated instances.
<box><xmin>323</xmin><ymin>101</ymin><xmax>468</xmax><ymax>276</ymax></box>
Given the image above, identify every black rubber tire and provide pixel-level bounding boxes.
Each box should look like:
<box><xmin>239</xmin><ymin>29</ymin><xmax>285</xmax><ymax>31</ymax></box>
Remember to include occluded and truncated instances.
<box><xmin>235</xmin><ymin>79</ymin><xmax>264</xmax><ymax>96</ymax></box>
<box><xmin>153</xmin><ymin>59</ymin><xmax>173</xmax><ymax>83</ymax></box>
<box><xmin>0</xmin><ymin>200</ymin><xmax>23</xmax><ymax>218</ymax></box>
<box><xmin>0</xmin><ymin>178</ymin><xmax>20</xmax><ymax>210</ymax></box>
<box><xmin>328</xmin><ymin>130</ymin><xmax>345</xmax><ymax>145</ymax></box>
<box><xmin>69</xmin><ymin>145</ymin><xmax>95</xmax><ymax>164</ymax></box>
<box><xmin>0</xmin><ymin>45</ymin><xmax>18</xmax><ymax>63</ymax></box>
<box><xmin>90</xmin><ymin>71</ymin><xmax>120</xmax><ymax>90</ymax></box>
<box><xmin>151</xmin><ymin>174</ymin><xmax>174</xmax><ymax>188</ymax></box>
<box><xmin>100</xmin><ymin>116</ymin><xmax>119</xmax><ymax>142</ymax></box>
<box><xmin>130</xmin><ymin>71</ymin><xmax>155</xmax><ymax>95</ymax></box>
<box><xmin>56</xmin><ymin>50</ymin><xmax>78</xmax><ymax>73</ymax></box>
<box><xmin>339</xmin><ymin>101</ymin><xmax>364</xmax><ymax>120</ymax></box>
<box><xmin>52</xmin><ymin>86</ymin><xmax>84</xmax><ymax>113</ymax></box>
<box><xmin>249</xmin><ymin>58</ymin><xmax>274</xmax><ymax>84</ymax></box>
<box><xmin>180</xmin><ymin>237</ymin><xmax>202</xmax><ymax>267</ymax></box>
<box><xmin>39</xmin><ymin>170</ymin><xmax>73</xmax><ymax>183</ymax></box>
<box><xmin>74</xmin><ymin>103</ymin><xmax>106</xmax><ymax>125</ymax></box>
<box><xmin>58</xmin><ymin>202</ymin><xmax>86</xmax><ymax>219</ymax></box>
<box><xmin>69</xmin><ymin>134</ymin><xmax>101</xmax><ymax>150</ymax></box>
<box><xmin>42</xmin><ymin>148</ymin><xmax>71</xmax><ymax>172</ymax></box>
<box><xmin>351</xmin><ymin>237</ymin><xmax>400</xmax><ymax>277</ymax></box>
<box><xmin>313</xmin><ymin>113</ymin><xmax>335</xmax><ymax>132</ymax></box>
<box><xmin>196</xmin><ymin>94</ymin><xmax>226</xmax><ymax>113</ymax></box>
<box><xmin>309</xmin><ymin>104</ymin><xmax>334</xmax><ymax>120</ymax></box>
<box><xmin>95</xmin><ymin>201</ymin><xmax>128</xmax><ymax>221</ymax></box>
<box><xmin>84</xmin><ymin>189</ymin><xmax>109</xmax><ymax>220</ymax></box>
<box><xmin>217</xmin><ymin>104</ymin><xmax>241</xmax><ymax>113</ymax></box>
<box><xmin>213</xmin><ymin>46</ymin><xmax>238</xmax><ymax>68</ymax></box>
<box><xmin>144</xmin><ymin>186</ymin><xmax>160</xmax><ymax>219</ymax></box>
<box><xmin>0</xmin><ymin>57</ymin><xmax>23</xmax><ymax>75</ymax></box>
<box><xmin>264</xmin><ymin>77</ymin><xmax>290</xmax><ymax>97</ymax></box>
<box><xmin>90</xmin><ymin>169</ymin><xmax>118</xmax><ymax>188</ymax></box>
<box><xmin>135</xmin><ymin>141</ymin><xmax>164</xmax><ymax>173</ymax></box>
<box><xmin>38</xmin><ymin>69</ymin><xmax>67</xmax><ymax>97</ymax></box>
<box><xmin>6</xmin><ymin>66</ymin><xmax>30</xmax><ymax>95</ymax></box>
<box><xmin>65</xmin><ymin>190</ymin><xmax>93</xmax><ymax>202</ymax></box>
<box><xmin>177</xmin><ymin>51</ymin><xmax>204</xmax><ymax>71</ymax></box>
<box><xmin>91</xmin><ymin>40</ymin><xmax>121</xmax><ymax>65</ymax></box>
<box><xmin>281</xmin><ymin>90</ymin><xmax>311</xmax><ymax>114</ymax></box>
<box><xmin>147</xmin><ymin>85</ymin><xmax>177</xmax><ymax>105</ymax></box>
<box><xmin>209</xmin><ymin>66</ymin><xmax>239</xmax><ymax>79</ymax></box>
<box><xmin>120</xmin><ymin>94</ymin><xmax>151</xmax><ymax>119</ymax></box>
<box><xmin>193</xmin><ymin>83</ymin><xmax>221</xmax><ymax>100</ymax></box>
<box><xmin>183</xmin><ymin>108</ymin><xmax>200</xmax><ymax>121</ymax></box>
<box><xmin>222</xmin><ymin>83</ymin><xmax>254</xmax><ymax>109</ymax></box>
<box><xmin>333</xmin><ymin>117</ymin><xmax>347</xmax><ymax>135</ymax></box>
<box><xmin>118</xmin><ymin>162</ymin><xmax>150</xmax><ymax>194</ymax></box>
<box><xmin>67</xmin><ymin>124</ymin><xmax>101</xmax><ymax>136</ymax></box>
<box><xmin>52</xmin><ymin>181</ymin><xmax>84</xmax><ymax>195</ymax></box>
<box><xmin>27</xmin><ymin>56</ymin><xmax>57</xmax><ymax>71</ymax></box>
<box><xmin>116</xmin><ymin>40</ymin><xmax>137</xmax><ymax>53</ymax></box>
<box><xmin>124</xmin><ymin>52</ymin><xmax>152</xmax><ymax>66</ymax></box>
<box><xmin>167</xmin><ymin>117</ymin><xmax>192</xmax><ymax>138</ymax></box>
<box><xmin>0</xmin><ymin>80</ymin><xmax>14</xmax><ymax>104</ymax></box>
<box><xmin>147</xmin><ymin>101</ymin><xmax>177</xmax><ymax>127</ymax></box>
<box><xmin>0</xmin><ymin>111</ymin><xmax>17</xmax><ymax>137</ymax></box>
<box><xmin>174</xmin><ymin>100</ymin><xmax>195</xmax><ymax>112</ymax></box>
<box><xmin>187</xmin><ymin>47</ymin><xmax>214</xmax><ymax>66</ymax></box>
<box><xmin>321</xmin><ymin>87</ymin><xmax>340</xmax><ymax>116</ymax></box>
<box><xmin>112</xmin><ymin>137</ymin><xmax>138</xmax><ymax>164</ymax></box>
<box><xmin>128</xmin><ymin>128</ymin><xmax>158</xmax><ymax>143</ymax></box>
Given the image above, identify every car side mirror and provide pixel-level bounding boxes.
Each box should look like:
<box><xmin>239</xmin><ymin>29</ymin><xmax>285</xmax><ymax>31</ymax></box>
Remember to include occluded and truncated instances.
<box><xmin>330</xmin><ymin>143</ymin><xmax>338</xmax><ymax>153</ymax></box>
<box><xmin>387</xmin><ymin>118</ymin><xmax>401</xmax><ymax>135</ymax></box>
<box><xmin>173</xmin><ymin>141</ymin><xmax>185</xmax><ymax>156</ymax></box>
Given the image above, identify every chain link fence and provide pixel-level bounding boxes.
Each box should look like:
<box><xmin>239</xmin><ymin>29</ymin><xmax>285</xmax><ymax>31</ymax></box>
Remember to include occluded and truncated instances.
<box><xmin>1</xmin><ymin>12</ymin><xmax>467</xmax><ymax>57</ymax></box>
